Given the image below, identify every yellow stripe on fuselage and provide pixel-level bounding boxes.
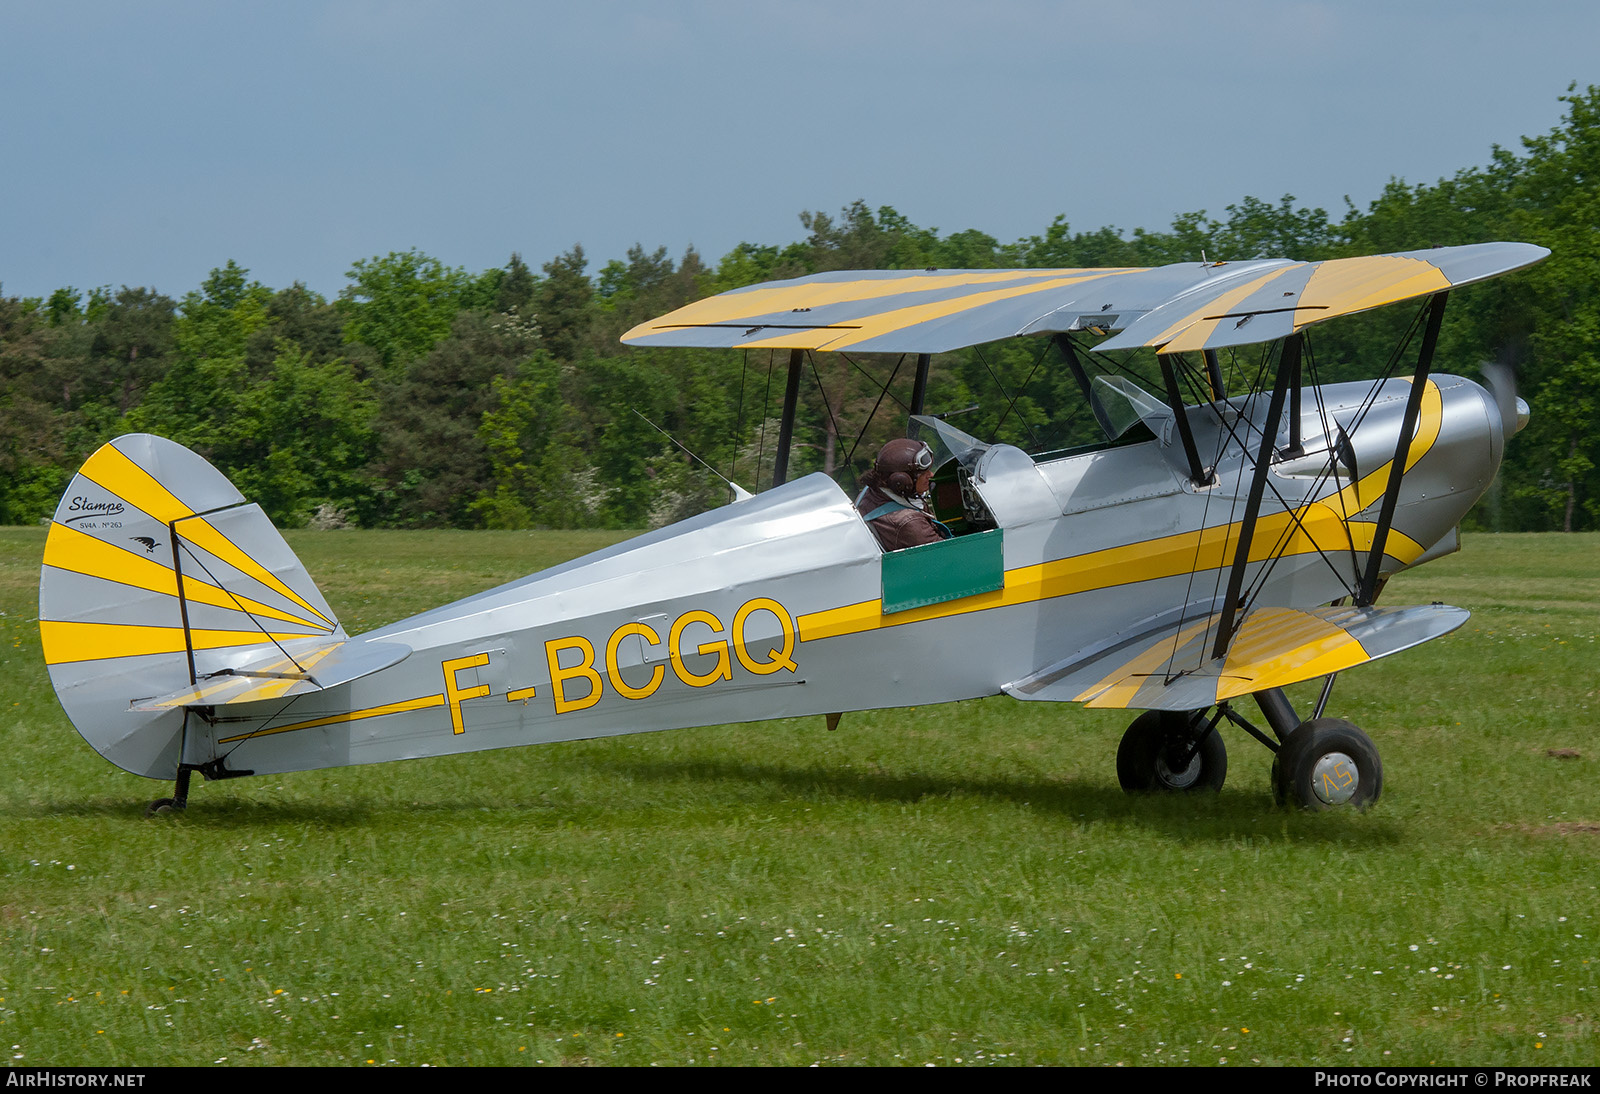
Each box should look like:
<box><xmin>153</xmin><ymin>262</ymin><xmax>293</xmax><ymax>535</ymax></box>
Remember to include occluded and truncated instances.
<box><xmin>797</xmin><ymin>380</ymin><xmax>1442</xmax><ymax>645</ymax></box>
<box><xmin>216</xmin><ymin>694</ymin><xmax>446</xmax><ymax>743</ymax></box>
<box><xmin>200</xmin><ymin>380</ymin><xmax>1447</xmax><ymax>736</ymax></box>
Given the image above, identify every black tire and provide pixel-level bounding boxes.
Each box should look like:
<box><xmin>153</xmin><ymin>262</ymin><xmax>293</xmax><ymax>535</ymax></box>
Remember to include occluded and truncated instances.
<box><xmin>144</xmin><ymin>797</ymin><xmax>182</xmax><ymax>818</ymax></box>
<box><xmin>1116</xmin><ymin>710</ymin><xmax>1227</xmax><ymax>793</ymax></box>
<box><xmin>1272</xmin><ymin>717</ymin><xmax>1381</xmax><ymax>811</ymax></box>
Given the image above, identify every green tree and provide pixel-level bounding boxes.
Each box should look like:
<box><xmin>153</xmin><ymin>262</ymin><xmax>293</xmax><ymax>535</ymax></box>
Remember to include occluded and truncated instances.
<box><xmin>536</xmin><ymin>246</ymin><xmax>593</xmax><ymax>362</ymax></box>
<box><xmin>1212</xmin><ymin>195</ymin><xmax>1337</xmax><ymax>259</ymax></box>
<box><xmin>366</xmin><ymin>310</ymin><xmax>537</xmax><ymax>527</ymax></box>
<box><xmin>222</xmin><ymin>342</ymin><xmax>377</xmax><ymax>526</ymax></box>
<box><xmin>495</xmin><ymin>253</ymin><xmax>537</xmax><ymax>316</ymax></box>
<box><xmin>88</xmin><ymin>286</ymin><xmax>180</xmax><ymax>414</ymax></box>
<box><xmin>246</xmin><ymin>283</ymin><xmax>348</xmax><ymax>376</ymax></box>
<box><xmin>340</xmin><ymin>250</ymin><xmax>476</xmax><ymax>372</ymax></box>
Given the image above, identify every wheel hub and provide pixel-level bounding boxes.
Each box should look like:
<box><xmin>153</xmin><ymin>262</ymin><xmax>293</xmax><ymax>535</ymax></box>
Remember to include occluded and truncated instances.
<box><xmin>1155</xmin><ymin>745</ymin><xmax>1202</xmax><ymax>789</ymax></box>
<box><xmin>1310</xmin><ymin>751</ymin><xmax>1359</xmax><ymax>805</ymax></box>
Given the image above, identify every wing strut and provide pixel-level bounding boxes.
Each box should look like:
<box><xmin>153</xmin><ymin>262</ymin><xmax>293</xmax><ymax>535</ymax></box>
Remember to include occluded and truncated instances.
<box><xmin>1356</xmin><ymin>292</ymin><xmax>1449</xmax><ymax>605</ymax></box>
<box><xmin>1212</xmin><ymin>334</ymin><xmax>1298</xmax><ymax>660</ymax></box>
<box><xmin>1284</xmin><ymin>338</ymin><xmax>1304</xmax><ymax>458</ymax></box>
<box><xmin>908</xmin><ymin>353</ymin><xmax>932</xmax><ymax>424</ymax></box>
<box><xmin>1052</xmin><ymin>334</ymin><xmax>1118</xmax><ymax>439</ymax></box>
<box><xmin>1158</xmin><ymin>354</ymin><xmax>1215</xmax><ymax>487</ymax></box>
<box><xmin>1203</xmin><ymin>349</ymin><xmax>1226</xmax><ymax>401</ymax></box>
<box><xmin>771</xmin><ymin>348</ymin><xmax>805</xmax><ymax>487</ymax></box>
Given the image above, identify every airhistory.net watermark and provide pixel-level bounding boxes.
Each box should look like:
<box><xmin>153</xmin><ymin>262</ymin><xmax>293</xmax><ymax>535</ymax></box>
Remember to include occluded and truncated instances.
<box><xmin>4</xmin><ymin>1074</ymin><xmax>145</xmax><ymax>1088</ymax></box>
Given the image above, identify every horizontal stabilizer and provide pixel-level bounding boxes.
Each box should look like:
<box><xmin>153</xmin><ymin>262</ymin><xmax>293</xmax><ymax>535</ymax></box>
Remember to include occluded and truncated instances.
<box><xmin>1004</xmin><ymin>603</ymin><xmax>1468</xmax><ymax>711</ymax></box>
<box><xmin>130</xmin><ymin>638</ymin><xmax>412</xmax><ymax>711</ymax></box>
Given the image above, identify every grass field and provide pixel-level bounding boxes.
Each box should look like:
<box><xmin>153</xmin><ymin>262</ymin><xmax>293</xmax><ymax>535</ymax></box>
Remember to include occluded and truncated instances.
<box><xmin>1</xmin><ymin>527</ymin><xmax>1596</xmax><ymax>1066</ymax></box>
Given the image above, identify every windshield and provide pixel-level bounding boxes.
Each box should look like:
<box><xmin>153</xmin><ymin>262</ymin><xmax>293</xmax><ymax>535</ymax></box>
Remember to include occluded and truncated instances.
<box><xmin>1091</xmin><ymin>375</ymin><xmax>1173</xmax><ymax>440</ymax></box>
<box><xmin>909</xmin><ymin>414</ymin><xmax>990</xmax><ymax>471</ymax></box>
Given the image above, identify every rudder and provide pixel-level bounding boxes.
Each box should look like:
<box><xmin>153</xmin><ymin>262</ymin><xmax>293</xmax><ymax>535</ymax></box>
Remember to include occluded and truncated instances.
<box><xmin>39</xmin><ymin>435</ymin><xmax>344</xmax><ymax>779</ymax></box>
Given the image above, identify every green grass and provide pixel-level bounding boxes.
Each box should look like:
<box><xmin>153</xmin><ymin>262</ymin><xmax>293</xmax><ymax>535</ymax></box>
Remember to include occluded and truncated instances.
<box><xmin>2</xmin><ymin>528</ymin><xmax>1596</xmax><ymax>1066</ymax></box>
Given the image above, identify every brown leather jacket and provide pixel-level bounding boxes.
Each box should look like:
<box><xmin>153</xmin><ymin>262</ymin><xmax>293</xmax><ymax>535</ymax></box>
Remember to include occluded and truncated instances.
<box><xmin>856</xmin><ymin>485</ymin><xmax>949</xmax><ymax>551</ymax></box>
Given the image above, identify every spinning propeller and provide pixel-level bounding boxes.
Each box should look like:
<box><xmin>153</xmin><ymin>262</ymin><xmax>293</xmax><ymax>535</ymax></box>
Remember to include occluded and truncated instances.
<box><xmin>1480</xmin><ymin>356</ymin><xmax>1530</xmax><ymax>438</ymax></box>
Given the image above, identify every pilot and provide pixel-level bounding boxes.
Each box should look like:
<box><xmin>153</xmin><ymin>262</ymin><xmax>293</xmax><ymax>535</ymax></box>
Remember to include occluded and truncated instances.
<box><xmin>855</xmin><ymin>438</ymin><xmax>952</xmax><ymax>551</ymax></box>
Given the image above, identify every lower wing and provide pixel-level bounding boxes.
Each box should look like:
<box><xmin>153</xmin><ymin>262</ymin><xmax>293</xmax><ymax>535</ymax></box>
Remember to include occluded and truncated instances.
<box><xmin>1004</xmin><ymin>603</ymin><xmax>1467</xmax><ymax>711</ymax></box>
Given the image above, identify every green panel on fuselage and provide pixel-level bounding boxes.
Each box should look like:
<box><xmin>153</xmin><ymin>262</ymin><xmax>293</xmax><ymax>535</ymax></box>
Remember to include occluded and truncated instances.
<box><xmin>881</xmin><ymin>529</ymin><xmax>1004</xmax><ymax>614</ymax></box>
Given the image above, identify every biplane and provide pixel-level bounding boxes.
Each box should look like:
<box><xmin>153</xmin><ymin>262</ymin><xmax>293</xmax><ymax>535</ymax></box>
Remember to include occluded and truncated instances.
<box><xmin>37</xmin><ymin>241</ymin><xmax>1545</xmax><ymax>814</ymax></box>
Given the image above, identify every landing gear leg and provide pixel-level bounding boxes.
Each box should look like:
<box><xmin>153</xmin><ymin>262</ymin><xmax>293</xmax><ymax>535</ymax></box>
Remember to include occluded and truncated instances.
<box><xmin>145</xmin><ymin>766</ymin><xmax>192</xmax><ymax>817</ymax></box>
<box><xmin>1253</xmin><ymin>687</ymin><xmax>1299</xmax><ymax>743</ymax></box>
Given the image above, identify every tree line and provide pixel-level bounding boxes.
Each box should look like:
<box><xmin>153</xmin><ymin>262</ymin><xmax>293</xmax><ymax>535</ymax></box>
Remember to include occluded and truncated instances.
<box><xmin>2</xmin><ymin>86</ymin><xmax>1595</xmax><ymax>532</ymax></box>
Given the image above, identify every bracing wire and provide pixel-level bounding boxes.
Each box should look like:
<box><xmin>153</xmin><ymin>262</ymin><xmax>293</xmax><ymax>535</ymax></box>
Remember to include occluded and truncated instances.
<box><xmin>806</xmin><ymin>350</ymin><xmax>843</xmax><ymax>469</ymax></box>
<box><xmin>175</xmin><ymin>536</ymin><xmax>315</xmax><ymax>674</ymax></box>
<box><xmin>838</xmin><ymin>352</ymin><xmax>909</xmax><ymax>412</ymax></box>
<box><xmin>843</xmin><ymin>354</ymin><xmax>907</xmax><ymax>469</ymax></box>
<box><xmin>976</xmin><ymin>344</ymin><xmax>1042</xmax><ymax>449</ymax></box>
<box><xmin>756</xmin><ymin>350</ymin><xmax>776</xmax><ymax>489</ymax></box>
<box><xmin>1236</xmin><ymin>300</ymin><xmax>1432</xmax><ymax>614</ymax></box>
<box><xmin>731</xmin><ymin>348</ymin><xmax>749</xmax><ymax>483</ymax></box>
<box><xmin>990</xmin><ymin>336</ymin><xmax>1056</xmax><ymax>446</ymax></box>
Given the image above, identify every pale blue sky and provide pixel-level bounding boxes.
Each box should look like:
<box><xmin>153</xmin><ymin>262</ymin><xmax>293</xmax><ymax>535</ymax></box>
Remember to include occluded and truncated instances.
<box><xmin>2</xmin><ymin>0</ymin><xmax>1595</xmax><ymax>301</ymax></box>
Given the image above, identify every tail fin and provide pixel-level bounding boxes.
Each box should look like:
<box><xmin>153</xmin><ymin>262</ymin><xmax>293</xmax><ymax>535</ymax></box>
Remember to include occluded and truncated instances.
<box><xmin>39</xmin><ymin>435</ymin><xmax>348</xmax><ymax>778</ymax></box>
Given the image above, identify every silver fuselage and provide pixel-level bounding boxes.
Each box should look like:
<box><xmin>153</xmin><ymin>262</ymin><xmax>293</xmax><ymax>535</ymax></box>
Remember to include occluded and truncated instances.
<box><xmin>161</xmin><ymin>373</ymin><xmax>1501</xmax><ymax>778</ymax></box>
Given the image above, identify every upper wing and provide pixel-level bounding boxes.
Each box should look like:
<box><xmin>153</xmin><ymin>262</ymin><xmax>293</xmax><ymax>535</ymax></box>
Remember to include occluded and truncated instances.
<box><xmin>1096</xmin><ymin>242</ymin><xmax>1549</xmax><ymax>353</ymax></box>
<box><xmin>621</xmin><ymin>243</ymin><xmax>1547</xmax><ymax>356</ymax></box>
<box><xmin>1003</xmin><ymin>602</ymin><xmax>1469</xmax><ymax>711</ymax></box>
<box><xmin>621</xmin><ymin>263</ymin><xmax>1259</xmax><ymax>353</ymax></box>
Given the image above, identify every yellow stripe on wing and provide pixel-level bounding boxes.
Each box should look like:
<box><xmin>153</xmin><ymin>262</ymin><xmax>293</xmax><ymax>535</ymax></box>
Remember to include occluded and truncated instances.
<box><xmin>621</xmin><ymin>268</ymin><xmax>1132</xmax><ymax>340</ymax></box>
<box><xmin>1138</xmin><ymin>266</ymin><xmax>1305</xmax><ymax>352</ymax></box>
<box><xmin>733</xmin><ymin>272</ymin><xmax>1135</xmax><ymax>351</ymax></box>
<box><xmin>1215</xmin><ymin>608</ymin><xmax>1369</xmax><ymax>700</ymax></box>
<box><xmin>1072</xmin><ymin>614</ymin><xmax>1220</xmax><ymax>706</ymax></box>
<box><xmin>1293</xmin><ymin>256</ymin><xmax>1452</xmax><ymax>331</ymax></box>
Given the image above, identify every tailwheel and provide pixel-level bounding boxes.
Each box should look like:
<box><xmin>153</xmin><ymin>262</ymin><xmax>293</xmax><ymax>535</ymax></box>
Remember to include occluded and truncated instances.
<box><xmin>1272</xmin><ymin>717</ymin><xmax>1382</xmax><ymax>811</ymax></box>
<box><xmin>1117</xmin><ymin>709</ymin><xmax>1226</xmax><ymax>793</ymax></box>
<box><xmin>144</xmin><ymin>766</ymin><xmax>193</xmax><ymax>818</ymax></box>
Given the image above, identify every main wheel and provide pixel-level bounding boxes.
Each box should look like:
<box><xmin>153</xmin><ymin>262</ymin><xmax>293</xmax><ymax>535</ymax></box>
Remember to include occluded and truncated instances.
<box><xmin>1272</xmin><ymin>717</ymin><xmax>1382</xmax><ymax>810</ymax></box>
<box><xmin>1117</xmin><ymin>710</ymin><xmax>1226</xmax><ymax>793</ymax></box>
